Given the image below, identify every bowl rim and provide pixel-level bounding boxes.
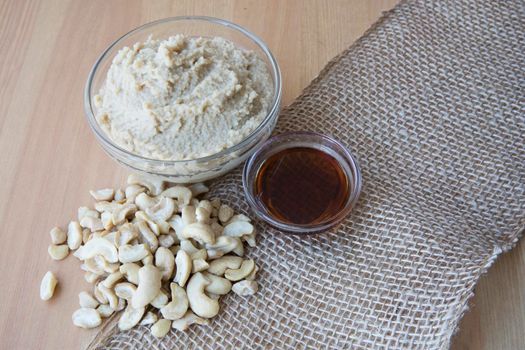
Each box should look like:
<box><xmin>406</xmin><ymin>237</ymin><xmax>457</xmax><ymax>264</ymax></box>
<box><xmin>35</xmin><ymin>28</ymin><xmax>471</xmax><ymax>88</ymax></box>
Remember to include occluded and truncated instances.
<box><xmin>242</xmin><ymin>131</ymin><xmax>363</xmax><ymax>234</ymax></box>
<box><xmin>84</xmin><ymin>16</ymin><xmax>282</xmax><ymax>165</ymax></box>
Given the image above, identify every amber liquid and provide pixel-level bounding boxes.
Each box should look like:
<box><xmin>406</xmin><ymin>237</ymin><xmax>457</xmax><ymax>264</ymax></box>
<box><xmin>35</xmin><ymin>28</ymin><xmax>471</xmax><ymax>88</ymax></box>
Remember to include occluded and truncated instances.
<box><xmin>254</xmin><ymin>147</ymin><xmax>349</xmax><ymax>225</ymax></box>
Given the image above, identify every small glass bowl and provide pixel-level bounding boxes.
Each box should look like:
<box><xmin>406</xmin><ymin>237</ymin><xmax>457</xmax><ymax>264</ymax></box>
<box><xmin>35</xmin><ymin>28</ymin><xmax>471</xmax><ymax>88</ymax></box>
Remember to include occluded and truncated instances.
<box><xmin>242</xmin><ymin>131</ymin><xmax>362</xmax><ymax>234</ymax></box>
<box><xmin>84</xmin><ymin>16</ymin><xmax>282</xmax><ymax>183</ymax></box>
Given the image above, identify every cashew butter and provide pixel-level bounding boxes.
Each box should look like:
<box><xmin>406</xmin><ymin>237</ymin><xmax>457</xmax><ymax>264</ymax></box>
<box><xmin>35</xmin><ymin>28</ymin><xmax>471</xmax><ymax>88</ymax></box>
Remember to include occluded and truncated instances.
<box><xmin>94</xmin><ymin>35</ymin><xmax>273</xmax><ymax>160</ymax></box>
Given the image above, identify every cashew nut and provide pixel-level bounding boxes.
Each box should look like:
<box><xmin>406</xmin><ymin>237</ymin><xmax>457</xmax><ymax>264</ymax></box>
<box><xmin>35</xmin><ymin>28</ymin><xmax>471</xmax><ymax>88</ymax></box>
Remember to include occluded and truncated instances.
<box><xmin>159</xmin><ymin>234</ymin><xmax>176</xmax><ymax>248</ymax></box>
<box><xmin>101</xmin><ymin>271</ymin><xmax>123</xmax><ymax>288</ymax></box>
<box><xmin>180</xmin><ymin>239</ymin><xmax>200</xmax><ymax>254</ymax></box>
<box><xmin>210</xmin><ymin>222</ymin><xmax>224</xmax><ymax>237</ymax></box>
<box><xmin>127</xmin><ymin>173</ymin><xmax>165</xmax><ymax>196</ymax></box>
<box><xmin>114</xmin><ymin>188</ymin><xmax>125</xmax><ymax>202</ymax></box>
<box><xmin>135</xmin><ymin>192</ymin><xmax>159</xmax><ymax>211</ymax></box>
<box><xmin>118</xmin><ymin>244</ymin><xmax>150</xmax><ymax>263</ymax></box>
<box><xmin>98</xmin><ymin>284</ymin><xmax>119</xmax><ymax>309</ymax></box>
<box><xmin>181</xmin><ymin>223</ymin><xmax>215</xmax><ymax>245</ymax></box>
<box><xmin>195</xmin><ymin>207</ymin><xmax>211</xmax><ymax>224</ymax></box>
<box><xmin>135</xmin><ymin>220</ymin><xmax>159</xmax><ymax>251</ymax></box>
<box><xmin>218</xmin><ymin>205</ymin><xmax>234</xmax><ymax>223</ymax></box>
<box><xmin>207</xmin><ymin>256</ymin><xmax>243</xmax><ymax>276</ymax></box>
<box><xmin>114</xmin><ymin>282</ymin><xmax>136</xmax><ymax>301</ymax></box>
<box><xmin>89</xmin><ymin>188</ymin><xmax>115</xmax><ymax>201</ymax></box>
<box><xmin>192</xmin><ymin>259</ymin><xmax>209</xmax><ymax>273</ymax></box>
<box><xmin>49</xmin><ymin>227</ymin><xmax>66</xmax><ymax>245</ymax></box>
<box><xmin>181</xmin><ymin>205</ymin><xmax>197</xmax><ymax>226</ymax></box>
<box><xmin>94</xmin><ymin>201</ymin><xmax>120</xmax><ymax>213</ymax></box>
<box><xmin>186</xmin><ymin>272</ymin><xmax>219</xmax><ymax>318</ymax></box>
<box><xmin>169</xmin><ymin>215</ymin><xmax>185</xmax><ymax>240</ymax></box>
<box><xmin>131</xmin><ymin>265</ymin><xmax>162</xmax><ymax>308</ymax></box>
<box><xmin>227</xmin><ymin>214</ymin><xmax>251</xmax><ymax>224</ymax></box>
<box><xmin>210</xmin><ymin>198</ymin><xmax>221</xmax><ymax>209</ymax></box>
<box><xmin>40</xmin><ymin>271</ymin><xmax>58</xmax><ymax>301</ymax></box>
<box><xmin>48</xmin><ymin>244</ymin><xmax>69</xmax><ymax>260</ymax></box>
<box><xmin>80</xmin><ymin>216</ymin><xmax>104</xmax><ymax>232</ymax></box>
<box><xmin>100</xmin><ymin>211</ymin><xmax>114</xmax><ymax>231</ymax></box>
<box><xmin>118</xmin><ymin>305</ymin><xmax>145</xmax><ymax>331</ymax></box>
<box><xmin>84</xmin><ymin>272</ymin><xmax>100</xmax><ymax>284</ymax></box>
<box><xmin>79</xmin><ymin>291</ymin><xmax>99</xmax><ymax>308</ymax></box>
<box><xmin>146</xmin><ymin>196</ymin><xmax>175</xmax><ymax>223</ymax></box>
<box><xmin>155</xmin><ymin>247</ymin><xmax>175</xmax><ymax>281</ymax></box>
<box><xmin>222</xmin><ymin>221</ymin><xmax>254</xmax><ymax>237</ymax></box>
<box><xmin>171</xmin><ymin>310</ymin><xmax>209</xmax><ymax>331</ymax></box>
<box><xmin>224</xmin><ymin>259</ymin><xmax>255</xmax><ymax>281</ymax></box>
<box><xmin>232</xmin><ymin>280</ymin><xmax>258</xmax><ymax>296</ymax></box>
<box><xmin>151</xmin><ymin>319</ymin><xmax>171</xmax><ymax>338</ymax></box>
<box><xmin>72</xmin><ymin>308</ymin><xmax>102</xmax><ymax>329</ymax></box>
<box><xmin>97</xmin><ymin>304</ymin><xmax>115</xmax><ymax>318</ymax></box>
<box><xmin>140</xmin><ymin>311</ymin><xmax>158</xmax><ymax>325</ymax></box>
<box><xmin>150</xmin><ymin>289</ymin><xmax>169</xmax><ymax>308</ymax></box>
<box><xmin>191</xmin><ymin>249</ymin><xmax>208</xmax><ymax>261</ymax></box>
<box><xmin>125</xmin><ymin>184</ymin><xmax>146</xmax><ymax>203</ymax></box>
<box><xmin>162</xmin><ymin>185</ymin><xmax>192</xmax><ymax>206</ymax></box>
<box><xmin>188</xmin><ymin>183</ymin><xmax>209</xmax><ymax>197</ymax></box>
<box><xmin>115</xmin><ymin>297</ymin><xmax>126</xmax><ymax>311</ymax></box>
<box><xmin>74</xmin><ymin>237</ymin><xmax>119</xmax><ymax>263</ymax></box>
<box><xmin>119</xmin><ymin>262</ymin><xmax>140</xmax><ymax>284</ymax></box>
<box><xmin>174</xmin><ymin>250</ymin><xmax>192</xmax><ymax>287</ymax></box>
<box><xmin>243</xmin><ymin>233</ymin><xmax>256</xmax><ymax>247</ymax></box>
<box><xmin>78</xmin><ymin>206</ymin><xmax>100</xmax><ymax>222</ymax></box>
<box><xmin>206</xmin><ymin>236</ymin><xmax>243</xmax><ymax>259</ymax></box>
<box><xmin>67</xmin><ymin>221</ymin><xmax>83</xmax><ymax>250</ymax></box>
<box><xmin>161</xmin><ymin>283</ymin><xmax>188</xmax><ymax>320</ymax></box>
<box><xmin>116</xmin><ymin>223</ymin><xmax>138</xmax><ymax>246</ymax></box>
<box><xmin>202</xmin><ymin>272</ymin><xmax>232</xmax><ymax>295</ymax></box>
<box><xmin>112</xmin><ymin>203</ymin><xmax>137</xmax><ymax>225</ymax></box>
<box><xmin>135</xmin><ymin>211</ymin><xmax>165</xmax><ymax>235</ymax></box>
<box><xmin>142</xmin><ymin>252</ymin><xmax>154</xmax><ymax>265</ymax></box>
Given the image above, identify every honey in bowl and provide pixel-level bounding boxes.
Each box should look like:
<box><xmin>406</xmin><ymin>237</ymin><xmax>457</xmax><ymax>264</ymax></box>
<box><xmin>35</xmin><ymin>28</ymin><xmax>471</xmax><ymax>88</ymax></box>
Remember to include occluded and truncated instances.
<box><xmin>254</xmin><ymin>147</ymin><xmax>350</xmax><ymax>225</ymax></box>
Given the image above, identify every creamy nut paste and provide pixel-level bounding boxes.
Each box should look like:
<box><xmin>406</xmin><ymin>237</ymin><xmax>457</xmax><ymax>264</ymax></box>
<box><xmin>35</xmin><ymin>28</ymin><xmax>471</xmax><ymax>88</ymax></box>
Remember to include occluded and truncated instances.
<box><xmin>94</xmin><ymin>35</ymin><xmax>273</xmax><ymax>160</ymax></box>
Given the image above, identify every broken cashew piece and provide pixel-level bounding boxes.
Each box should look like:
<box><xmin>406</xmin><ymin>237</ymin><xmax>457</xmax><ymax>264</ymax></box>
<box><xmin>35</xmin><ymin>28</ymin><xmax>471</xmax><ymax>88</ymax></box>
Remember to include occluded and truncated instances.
<box><xmin>140</xmin><ymin>311</ymin><xmax>158</xmax><ymax>326</ymax></box>
<box><xmin>174</xmin><ymin>250</ymin><xmax>192</xmax><ymax>287</ymax></box>
<box><xmin>161</xmin><ymin>283</ymin><xmax>189</xmax><ymax>320</ymax></box>
<box><xmin>49</xmin><ymin>227</ymin><xmax>66</xmax><ymax>245</ymax></box>
<box><xmin>188</xmin><ymin>183</ymin><xmax>209</xmax><ymax>197</ymax></box>
<box><xmin>206</xmin><ymin>236</ymin><xmax>243</xmax><ymax>259</ymax></box>
<box><xmin>48</xmin><ymin>244</ymin><xmax>69</xmax><ymax>260</ymax></box>
<box><xmin>232</xmin><ymin>280</ymin><xmax>259</xmax><ymax>296</ymax></box>
<box><xmin>80</xmin><ymin>216</ymin><xmax>104</xmax><ymax>232</ymax></box>
<box><xmin>224</xmin><ymin>259</ymin><xmax>255</xmax><ymax>281</ymax></box>
<box><xmin>112</xmin><ymin>203</ymin><xmax>137</xmax><ymax>225</ymax></box>
<box><xmin>207</xmin><ymin>256</ymin><xmax>243</xmax><ymax>276</ymax></box>
<box><xmin>181</xmin><ymin>222</ymin><xmax>215</xmax><ymax>245</ymax></box>
<box><xmin>131</xmin><ymin>264</ymin><xmax>162</xmax><ymax>308</ymax></box>
<box><xmin>72</xmin><ymin>308</ymin><xmax>102</xmax><ymax>329</ymax></box>
<box><xmin>40</xmin><ymin>271</ymin><xmax>58</xmax><ymax>301</ymax></box>
<box><xmin>146</xmin><ymin>196</ymin><xmax>175</xmax><ymax>223</ymax></box>
<box><xmin>74</xmin><ymin>237</ymin><xmax>119</xmax><ymax>263</ymax></box>
<box><xmin>118</xmin><ymin>305</ymin><xmax>145</xmax><ymax>331</ymax></box>
<box><xmin>79</xmin><ymin>291</ymin><xmax>99</xmax><ymax>308</ymax></box>
<box><xmin>155</xmin><ymin>247</ymin><xmax>175</xmax><ymax>281</ymax></box>
<box><xmin>67</xmin><ymin>221</ymin><xmax>83</xmax><ymax>250</ymax></box>
<box><xmin>218</xmin><ymin>205</ymin><xmax>234</xmax><ymax>223</ymax></box>
<box><xmin>186</xmin><ymin>272</ymin><xmax>219</xmax><ymax>318</ymax></box>
<box><xmin>151</xmin><ymin>319</ymin><xmax>172</xmax><ymax>338</ymax></box>
<box><xmin>97</xmin><ymin>304</ymin><xmax>115</xmax><ymax>318</ymax></box>
<box><xmin>171</xmin><ymin>310</ymin><xmax>209</xmax><ymax>331</ymax></box>
<box><xmin>89</xmin><ymin>189</ymin><xmax>115</xmax><ymax>201</ymax></box>
<box><xmin>192</xmin><ymin>259</ymin><xmax>209</xmax><ymax>273</ymax></box>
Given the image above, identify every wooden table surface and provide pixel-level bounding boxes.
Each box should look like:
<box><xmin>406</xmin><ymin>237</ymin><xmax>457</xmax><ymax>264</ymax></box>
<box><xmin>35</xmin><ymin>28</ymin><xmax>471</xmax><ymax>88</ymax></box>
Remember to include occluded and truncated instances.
<box><xmin>0</xmin><ymin>1</ymin><xmax>523</xmax><ymax>349</ymax></box>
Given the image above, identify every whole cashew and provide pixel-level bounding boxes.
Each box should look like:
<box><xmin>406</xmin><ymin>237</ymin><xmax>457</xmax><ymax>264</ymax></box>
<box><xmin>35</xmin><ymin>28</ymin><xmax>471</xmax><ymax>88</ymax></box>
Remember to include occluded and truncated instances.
<box><xmin>160</xmin><ymin>283</ymin><xmax>189</xmax><ymax>320</ymax></box>
<box><xmin>155</xmin><ymin>247</ymin><xmax>175</xmax><ymax>281</ymax></box>
<box><xmin>162</xmin><ymin>186</ymin><xmax>192</xmax><ymax>206</ymax></box>
<box><xmin>207</xmin><ymin>256</ymin><xmax>243</xmax><ymax>276</ymax></box>
<box><xmin>186</xmin><ymin>272</ymin><xmax>219</xmax><ymax>318</ymax></box>
<box><xmin>181</xmin><ymin>223</ymin><xmax>215</xmax><ymax>245</ymax></box>
<box><xmin>131</xmin><ymin>265</ymin><xmax>162</xmax><ymax>308</ymax></box>
<box><xmin>202</xmin><ymin>272</ymin><xmax>232</xmax><ymax>295</ymax></box>
<box><xmin>224</xmin><ymin>259</ymin><xmax>255</xmax><ymax>281</ymax></box>
<box><xmin>74</xmin><ymin>237</ymin><xmax>119</xmax><ymax>263</ymax></box>
<box><xmin>127</xmin><ymin>173</ymin><xmax>165</xmax><ymax>196</ymax></box>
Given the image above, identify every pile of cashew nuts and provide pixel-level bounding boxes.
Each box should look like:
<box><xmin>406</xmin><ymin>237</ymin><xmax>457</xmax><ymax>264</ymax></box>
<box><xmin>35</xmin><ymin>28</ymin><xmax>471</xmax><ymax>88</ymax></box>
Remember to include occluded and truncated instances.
<box><xmin>40</xmin><ymin>174</ymin><xmax>259</xmax><ymax>337</ymax></box>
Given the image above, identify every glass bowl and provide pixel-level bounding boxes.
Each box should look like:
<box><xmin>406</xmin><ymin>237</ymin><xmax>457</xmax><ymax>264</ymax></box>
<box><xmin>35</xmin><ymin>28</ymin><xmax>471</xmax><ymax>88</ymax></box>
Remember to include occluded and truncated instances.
<box><xmin>84</xmin><ymin>16</ymin><xmax>282</xmax><ymax>183</ymax></box>
<box><xmin>243</xmin><ymin>131</ymin><xmax>362</xmax><ymax>234</ymax></box>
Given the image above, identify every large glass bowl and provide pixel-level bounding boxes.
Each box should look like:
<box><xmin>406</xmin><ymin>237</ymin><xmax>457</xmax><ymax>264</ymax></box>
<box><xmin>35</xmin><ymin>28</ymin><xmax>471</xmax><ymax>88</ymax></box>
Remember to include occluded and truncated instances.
<box><xmin>84</xmin><ymin>16</ymin><xmax>282</xmax><ymax>183</ymax></box>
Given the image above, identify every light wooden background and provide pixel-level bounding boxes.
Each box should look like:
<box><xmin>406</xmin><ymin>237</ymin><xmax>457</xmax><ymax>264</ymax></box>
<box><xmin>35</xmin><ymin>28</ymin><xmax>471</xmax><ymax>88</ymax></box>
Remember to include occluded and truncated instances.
<box><xmin>0</xmin><ymin>1</ymin><xmax>523</xmax><ymax>349</ymax></box>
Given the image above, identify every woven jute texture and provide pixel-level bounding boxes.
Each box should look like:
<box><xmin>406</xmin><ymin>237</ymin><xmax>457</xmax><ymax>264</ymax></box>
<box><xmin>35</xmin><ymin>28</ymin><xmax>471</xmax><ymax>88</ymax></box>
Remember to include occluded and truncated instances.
<box><xmin>89</xmin><ymin>0</ymin><xmax>525</xmax><ymax>349</ymax></box>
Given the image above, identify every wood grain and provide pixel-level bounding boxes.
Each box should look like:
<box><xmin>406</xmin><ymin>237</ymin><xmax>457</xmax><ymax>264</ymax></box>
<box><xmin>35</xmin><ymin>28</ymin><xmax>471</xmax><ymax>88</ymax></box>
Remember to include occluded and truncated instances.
<box><xmin>0</xmin><ymin>1</ymin><xmax>522</xmax><ymax>349</ymax></box>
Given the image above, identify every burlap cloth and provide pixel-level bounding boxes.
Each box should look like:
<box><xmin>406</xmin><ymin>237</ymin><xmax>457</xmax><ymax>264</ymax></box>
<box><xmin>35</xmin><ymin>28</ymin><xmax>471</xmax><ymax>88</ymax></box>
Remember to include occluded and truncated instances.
<box><xmin>88</xmin><ymin>0</ymin><xmax>525</xmax><ymax>349</ymax></box>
